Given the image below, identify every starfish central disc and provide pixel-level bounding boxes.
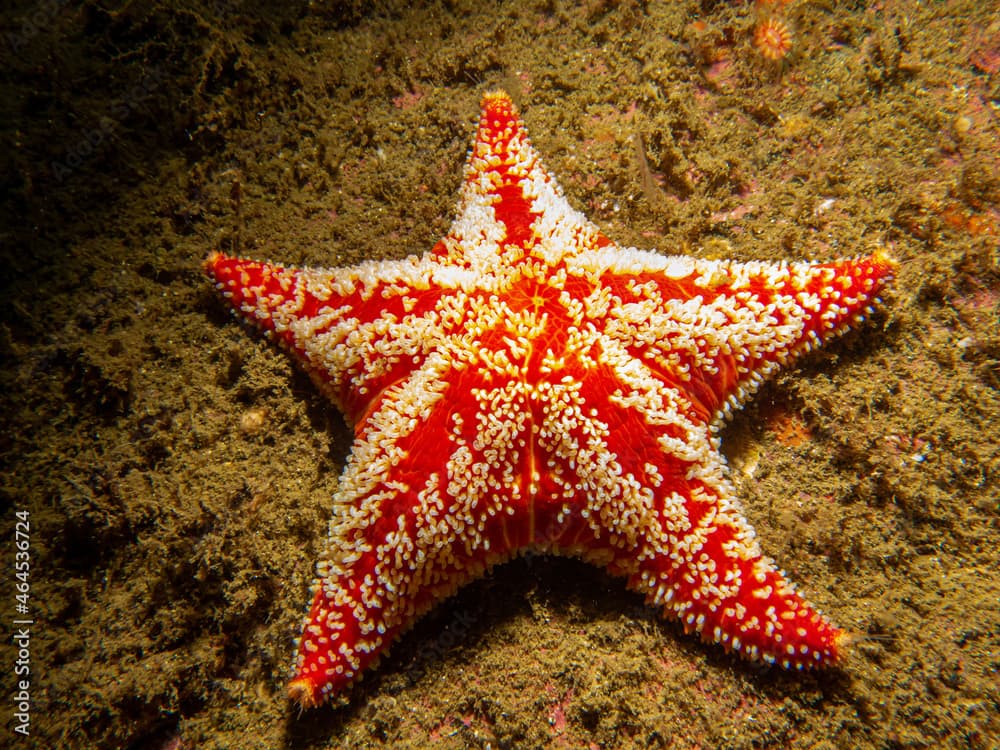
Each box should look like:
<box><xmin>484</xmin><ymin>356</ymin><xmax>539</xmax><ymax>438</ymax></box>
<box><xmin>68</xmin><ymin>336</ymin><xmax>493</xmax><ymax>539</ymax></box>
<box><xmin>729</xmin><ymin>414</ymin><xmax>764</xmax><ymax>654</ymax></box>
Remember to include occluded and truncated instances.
<box><xmin>204</xmin><ymin>90</ymin><xmax>895</xmax><ymax>709</ymax></box>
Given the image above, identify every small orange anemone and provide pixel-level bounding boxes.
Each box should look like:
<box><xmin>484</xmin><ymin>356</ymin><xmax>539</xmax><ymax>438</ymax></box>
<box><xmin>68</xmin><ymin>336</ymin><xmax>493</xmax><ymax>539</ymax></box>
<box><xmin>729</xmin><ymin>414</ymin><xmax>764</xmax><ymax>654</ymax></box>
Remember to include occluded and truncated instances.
<box><xmin>754</xmin><ymin>17</ymin><xmax>793</xmax><ymax>61</ymax></box>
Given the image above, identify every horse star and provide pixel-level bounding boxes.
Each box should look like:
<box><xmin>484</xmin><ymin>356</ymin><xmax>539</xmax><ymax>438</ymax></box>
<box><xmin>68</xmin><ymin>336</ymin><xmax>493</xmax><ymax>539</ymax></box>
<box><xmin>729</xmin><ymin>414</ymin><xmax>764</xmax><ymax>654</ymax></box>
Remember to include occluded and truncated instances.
<box><xmin>205</xmin><ymin>90</ymin><xmax>895</xmax><ymax>708</ymax></box>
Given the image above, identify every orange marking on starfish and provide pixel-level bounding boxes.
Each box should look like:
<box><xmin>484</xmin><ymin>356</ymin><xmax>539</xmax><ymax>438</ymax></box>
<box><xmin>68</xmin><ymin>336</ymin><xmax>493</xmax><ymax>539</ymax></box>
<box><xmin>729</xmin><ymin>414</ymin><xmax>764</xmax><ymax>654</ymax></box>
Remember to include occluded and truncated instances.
<box><xmin>205</xmin><ymin>92</ymin><xmax>896</xmax><ymax>709</ymax></box>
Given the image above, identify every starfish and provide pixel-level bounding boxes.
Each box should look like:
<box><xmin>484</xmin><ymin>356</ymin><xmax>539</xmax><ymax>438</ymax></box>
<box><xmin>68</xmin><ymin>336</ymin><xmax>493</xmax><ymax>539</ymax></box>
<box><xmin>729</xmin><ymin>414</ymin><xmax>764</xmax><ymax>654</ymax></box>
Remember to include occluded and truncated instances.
<box><xmin>205</xmin><ymin>91</ymin><xmax>895</xmax><ymax>709</ymax></box>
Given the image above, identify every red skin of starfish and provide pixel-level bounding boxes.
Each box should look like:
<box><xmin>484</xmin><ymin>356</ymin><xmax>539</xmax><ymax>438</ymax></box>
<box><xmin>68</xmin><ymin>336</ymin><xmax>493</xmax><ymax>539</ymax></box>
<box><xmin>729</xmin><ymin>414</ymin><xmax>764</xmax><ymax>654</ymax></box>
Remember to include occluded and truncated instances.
<box><xmin>205</xmin><ymin>91</ymin><xmax>895</xmax><ymax>709</ymax></box>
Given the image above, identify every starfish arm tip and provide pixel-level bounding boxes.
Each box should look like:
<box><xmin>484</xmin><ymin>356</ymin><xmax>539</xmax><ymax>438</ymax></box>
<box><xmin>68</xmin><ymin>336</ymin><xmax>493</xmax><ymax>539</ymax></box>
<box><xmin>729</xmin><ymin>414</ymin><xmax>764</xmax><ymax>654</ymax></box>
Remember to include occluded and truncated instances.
<box><xmin>834</xmin><ymin>626</ymin><xmax>884</xmax><ymax>660</ymax></box>
<box><xmin>481</xmin><ymin>88</ymin><xmax>515</xmax><ymax>109</ymax></box>
<box><xmin>287</xmin><ymin>677</ymin><xmax>323</xmax><ymax>710</ymax></box>
<box><xmin>835</xmin><ymin>629</ymin><xmax>854</xmax><ymax>656</ymax></box>
<box><xmin>871</xmin><ymin>245</ymin><xmax>899</xmax><ymax>274</ymax></box>
<box><xmin>203</xmin><ymin>249</ymin><xmax>226</xmax><ymax>274</ymax></box>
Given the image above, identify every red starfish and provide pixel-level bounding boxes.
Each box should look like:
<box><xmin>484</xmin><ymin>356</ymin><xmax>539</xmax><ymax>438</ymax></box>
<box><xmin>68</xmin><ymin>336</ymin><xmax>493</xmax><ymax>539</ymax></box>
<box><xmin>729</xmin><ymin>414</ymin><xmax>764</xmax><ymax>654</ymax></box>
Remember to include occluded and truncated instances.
<box><xmin>205</xmin><ymin>91</ymin><xmax>895</xmax><ymax>708</ymax></box>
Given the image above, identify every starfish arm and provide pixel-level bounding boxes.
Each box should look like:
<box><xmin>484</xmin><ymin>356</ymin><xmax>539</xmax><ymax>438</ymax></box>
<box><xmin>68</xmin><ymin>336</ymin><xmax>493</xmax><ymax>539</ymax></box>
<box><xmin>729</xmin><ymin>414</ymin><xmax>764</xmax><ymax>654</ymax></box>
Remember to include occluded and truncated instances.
<box><xmin>535</xmin><ymin>352</ymin><xmax>845</xmax><ymax>668</ymax></box>
<box><xmin>441</xmin><ymin>91</ymin><xmax>614</xmax><ymax>274</ymax></box>
<box><xmin>206</xmin><ymin>251</ymin><xmax>461</xmax><ymax>419</ymax></box>
<box><xmin>569</xmin><ymin>246</ymin><xmax>896</xmax><ymax>423</ymax></box>
<box><xmin>626</xmin><ymin>474</ymin><xmax>846</xmax><ymax>669</ymax></box>
<box><xmin>627</xmin><ymin>453</ymin><xmax>845</xmax><ymax>668</ymax></box>
<box><xmin>287</xmin><ymin>354</ymin><xmax>551</xmax><ymax>707</ymax></box>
